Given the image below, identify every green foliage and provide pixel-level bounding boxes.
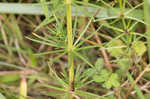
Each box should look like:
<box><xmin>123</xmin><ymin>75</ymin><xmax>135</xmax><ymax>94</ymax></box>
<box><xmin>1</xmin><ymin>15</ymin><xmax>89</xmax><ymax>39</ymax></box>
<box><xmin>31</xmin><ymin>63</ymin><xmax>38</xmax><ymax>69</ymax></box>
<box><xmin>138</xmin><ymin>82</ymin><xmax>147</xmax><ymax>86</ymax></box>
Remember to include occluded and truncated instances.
<box><xmin>105</xmin><ymin>95</ymin><xmax>116</xmax><ymax>99</ymax></box>
<box><xmin>144</xmin><ymin>0</ymin><xmax>150</xmax><ymax>60</ymax></box>
<box><xmin>93</xmin><ymin>69</ymin><xmax>110</xmax><ymax>83</ymax></box>
<box><xmin>127</xmin><ymin>72</ymin><xmax>145</xmax><ymax>99</ymax></box>
<box><xmin>107</xmin><ymin>40</ymin><xmax>125</xmax><ymax>58</ymax></box>
<box><xmin>85</xmin><ymin>58</ymin><xmax>120</xmax><ymax>89</ymax></box>
<box><xmin>132</xmin><ymin>41</ymin><xmax>146</xmax><ymax>56</ymax></box>
<box><xmin>0</xmin><ymin>74</ymin><xmax>20</xmax><ymax>83</ymax></box>
<box><xmin>107</xmin><ymin>39</ymin><xmax>146</xmax><ymax>58</ymax></box>
<box><xmin>0</xmin><ymin>0</ymin><xmax>149</xmax><ymax>99</ymax></box>
<box><xmin>0</xmin><ymin>93</ymin><xmax>6</xmax><ymax>99</ymax></box>
<box><xmin>95</xmin><ymin>58</ymin><xmax>104</xmax><ymax>70</ymax></box>
<box><xmin>93</xmin><ymin>69</ymin><xmax>120</xmax><ymax>89</ymax></box>
<box><xmin>117</xmin><ymin>58</ymin><xmax>131</xmax><ymax>77</ymax></box>
<box><xmin>144</xmin><ymin>94</ymin><xmax>150</xmax><ymax>99</ymax></box>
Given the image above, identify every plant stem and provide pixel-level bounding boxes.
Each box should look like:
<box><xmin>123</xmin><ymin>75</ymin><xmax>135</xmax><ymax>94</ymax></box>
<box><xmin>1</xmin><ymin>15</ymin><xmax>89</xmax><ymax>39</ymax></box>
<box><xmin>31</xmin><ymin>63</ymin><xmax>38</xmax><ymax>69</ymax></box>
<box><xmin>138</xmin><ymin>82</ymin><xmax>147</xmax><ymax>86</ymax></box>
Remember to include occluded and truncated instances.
<box><xmin>65</xmin><ymin>0</ymin><xmax>74</xmax><ymax>98</ymax></box>
<box><xmin>119</xmin><ymin>0</ymin><xmax>123</xmax><ymax>14</ymax></box>
<box><xmin>19</xmin><ymin>74</ymin><xmax>27</xmax><ymax>99</ymax></box>
<box><xmin>144</xmin><ymin>0</ymin><xmax>150</xmax><ymax>62</ymax></box>
<box><xmin>66</xmin><ymin>0</ymin><xmax>73</xmax><ymax>50</ymax></box>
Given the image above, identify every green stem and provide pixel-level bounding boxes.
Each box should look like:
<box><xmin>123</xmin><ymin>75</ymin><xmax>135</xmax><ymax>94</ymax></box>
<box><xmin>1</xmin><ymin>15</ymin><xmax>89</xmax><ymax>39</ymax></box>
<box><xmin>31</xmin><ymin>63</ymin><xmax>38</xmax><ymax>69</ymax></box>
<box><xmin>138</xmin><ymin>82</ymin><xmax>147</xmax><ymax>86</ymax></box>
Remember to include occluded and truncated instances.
<box><xmin>119</xmin><ymin>0</ymin><xmax>123</xmax><ymax>14</ymax></box>
<box><xmin>66</xmin><ymin>0</ymin><xmax>73</xmax><ymax>50</ymax></box>
<box><xmin>40</xmin><ymin>0</ymin><xmax>49</xmax><ymax>18</ymax></box>
<box><xmin>65</xmin><ymin>0</ymin><xmax>74</xmax><ymax>98</ymax></box>
<box><xmin>119</xmin><ymin>0</ymin><xmax>126</xmax><ymax>30</ymax></box>
<box><xmin>144</xmin><ymin>0</ymin><xmax>150</xmax><ymax>62</ymax></box>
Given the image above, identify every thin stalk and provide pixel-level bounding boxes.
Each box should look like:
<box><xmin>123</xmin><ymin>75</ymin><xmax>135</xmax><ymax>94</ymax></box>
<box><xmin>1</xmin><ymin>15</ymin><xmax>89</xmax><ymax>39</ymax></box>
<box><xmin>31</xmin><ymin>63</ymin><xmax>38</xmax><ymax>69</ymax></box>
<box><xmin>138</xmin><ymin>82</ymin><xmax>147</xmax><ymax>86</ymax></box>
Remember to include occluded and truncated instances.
<box><xmin>119</xmin><ymin>0</ymin><xmax>126</xmax><ymax>30</ymax></box>
<box><xmin>66</xmin><ymin>0</ymin><xmax>73</xmax><ymax>50</ymax></box>
<box><xmin>119</xmin><ymin>0</ymin><xmax>123</xmax><ymax>14</ymax></box>
<box><xmin>65</xmin><ymin>0</ymin><xmax>74</xmax><ymax>98</ymax></box>
<box><xmin>19</xmin><ymin>74</ymin><xmax>27</xmax><ymax>99</ymax></box>
<box><xmin>40</xmin><ymin>0</ymin><xmax>49</xmax><ymax>18</ymax></box>
<box><xmin>144</xmin><ymin>0</ymin><xmax>150</xmax><ymax>62</ymax></box>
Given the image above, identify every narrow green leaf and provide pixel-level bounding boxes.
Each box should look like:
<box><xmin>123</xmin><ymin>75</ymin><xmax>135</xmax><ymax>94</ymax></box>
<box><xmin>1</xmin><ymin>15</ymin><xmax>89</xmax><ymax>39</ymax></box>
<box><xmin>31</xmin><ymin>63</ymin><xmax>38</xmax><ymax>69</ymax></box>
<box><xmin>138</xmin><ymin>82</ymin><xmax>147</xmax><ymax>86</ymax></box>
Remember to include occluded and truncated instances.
<box><xmin>48</xmin><ymin>63</ymin><xmax>68</xmax><ymax>88</ymax></box>
<box><xmin>0</xmin><ymin>61</ymin><xmax>25</xmax><ymax>70</ymax></box>
<box><xmin>73</xmin><ymin>51</ymin><xmax>94</xmax><ymax>67</ymax></box>
<box><xmin>74</xmin><ymin>17</ymin><xmax>93</xmax><ymax>46</ymax></box>
<box><xmin>75</xmin><ymin>90</ymin><xmax>105</xmax><ymax>99</ymax></box>
<box><xmin>33</xmin><ymin>33</ymin><xmax>56</xmax><ymax>43</ymax></box>
<box><xmin>26</xmin><ymin>37</ymin><xmax>60</xmax><ymax>48</ymax></box>
<box><xmin>40</xmin><ymin>84</ymin><xmax>66</xmax><ymax>92</ymax></box>
<box><xmin>34</xmin><ymin>49</ymin><xmax>64</xmax><ymax>56</ymax></box>
<box><xmin>0</xmin><ymin>3</ymin><xmax>144</xmax><ymax>21</ymax></box>
<box><xmin>34</xmin><ymin>18</ymin><xmax>55</xmax><ymax>31</ymax></box>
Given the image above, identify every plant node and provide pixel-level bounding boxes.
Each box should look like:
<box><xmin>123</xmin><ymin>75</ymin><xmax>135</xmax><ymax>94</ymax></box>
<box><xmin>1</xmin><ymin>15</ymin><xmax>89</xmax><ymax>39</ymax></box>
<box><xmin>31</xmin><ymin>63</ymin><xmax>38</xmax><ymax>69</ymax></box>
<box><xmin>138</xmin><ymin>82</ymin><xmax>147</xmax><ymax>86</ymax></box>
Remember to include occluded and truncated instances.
<box><xmin>120</xmin><ymin>13</ymin><xmax>125</xmax><ymax>18</ymax></box>
<box><xmin>124</xmin><ymin>29</ymin><xmax>129</xmax><ymax>34</ymax></box>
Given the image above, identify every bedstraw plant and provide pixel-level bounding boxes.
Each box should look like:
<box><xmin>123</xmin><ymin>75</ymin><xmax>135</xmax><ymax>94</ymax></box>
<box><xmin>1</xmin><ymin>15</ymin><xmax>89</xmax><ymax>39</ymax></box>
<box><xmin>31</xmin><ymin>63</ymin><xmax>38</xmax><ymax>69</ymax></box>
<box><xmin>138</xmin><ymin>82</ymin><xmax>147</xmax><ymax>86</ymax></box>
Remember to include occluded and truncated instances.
<box><xmin>0</xmin><ymin>0</ymin><xmax>150</xmax><ymax>99</ymax></box>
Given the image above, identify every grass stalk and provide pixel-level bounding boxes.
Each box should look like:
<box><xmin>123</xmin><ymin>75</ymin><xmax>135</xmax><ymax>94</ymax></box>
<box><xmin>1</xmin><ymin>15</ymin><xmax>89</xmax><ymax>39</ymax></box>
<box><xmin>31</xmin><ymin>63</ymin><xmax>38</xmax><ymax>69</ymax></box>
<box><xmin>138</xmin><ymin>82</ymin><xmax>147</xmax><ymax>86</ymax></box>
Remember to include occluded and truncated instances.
<box><xmin>65</xmin><ymin>0</ymin><xmax>74</xmax><ymax>98</ymax></box>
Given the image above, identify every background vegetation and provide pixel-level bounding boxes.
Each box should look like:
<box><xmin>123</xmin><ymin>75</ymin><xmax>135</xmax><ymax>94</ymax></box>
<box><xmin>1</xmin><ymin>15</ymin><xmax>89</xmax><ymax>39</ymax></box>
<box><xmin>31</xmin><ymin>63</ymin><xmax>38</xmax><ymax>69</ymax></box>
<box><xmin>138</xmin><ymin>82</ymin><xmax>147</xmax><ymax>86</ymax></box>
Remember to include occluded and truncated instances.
<box><xmin>0</xmin><ymin>0</ymin><xmax>150</xmax><ymax>99</ymax></box>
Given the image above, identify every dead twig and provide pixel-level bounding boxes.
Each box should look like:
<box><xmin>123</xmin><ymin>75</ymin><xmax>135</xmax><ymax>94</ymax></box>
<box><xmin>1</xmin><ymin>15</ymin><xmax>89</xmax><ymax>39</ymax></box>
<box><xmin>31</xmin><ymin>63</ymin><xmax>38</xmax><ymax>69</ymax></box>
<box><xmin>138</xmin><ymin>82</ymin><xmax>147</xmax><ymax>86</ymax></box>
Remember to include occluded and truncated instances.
<box><xmin>0</xmin><ymin>70</ymin><xmax>37</xmax><ymax>76</ymax></box>
<box><xmin>84</xmin><ymin>7</ymin><xmax>113</xmax><ymax>72</ymax></box>
<box><xmin>90</xmin><ymin>24</ymin><xmax>112</xmax><ymax>72</ymax></box>
<box><xmin>125</xmin><ymin>64</ymin><xmax>150</xmax><ymax>99</ymax></box>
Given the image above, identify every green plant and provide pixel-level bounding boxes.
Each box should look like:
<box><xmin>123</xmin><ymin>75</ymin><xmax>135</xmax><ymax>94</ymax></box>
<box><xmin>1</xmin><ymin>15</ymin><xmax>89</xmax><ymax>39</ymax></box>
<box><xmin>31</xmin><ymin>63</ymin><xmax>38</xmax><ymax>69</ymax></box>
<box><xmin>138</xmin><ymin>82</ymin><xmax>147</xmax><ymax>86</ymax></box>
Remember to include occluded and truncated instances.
<box><xmin>86</xmin><ymin>58</ymin><xmax>120</xmax><ymax>89</ymax></box>
<box><xmin>0</xmin><ymin>0</ymin><xmax>150</xmax><ymax>99</ymax></box>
